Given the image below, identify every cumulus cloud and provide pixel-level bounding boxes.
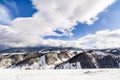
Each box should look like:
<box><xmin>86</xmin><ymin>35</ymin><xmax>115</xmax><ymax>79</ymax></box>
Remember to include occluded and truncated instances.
<box><xmin>77</xmin><ymin>29</ymin><xmax>120</xmax><ymax>49</ymax></box>
<box><xmin>1</xmin><ymin>25</ymin><xmax>120</xmax><ymax>49</ymax></box>
<box><xmin>12</xmin><ymin>0</ymin><xmax>115</xmax><ymax>37</ymax></box>
<box><xmin>36</xmin><ymin>29</ymin><xmax>120</xmax><ymax>49</ymax></box>
<box><xmin>0</xmin><ymin>0</ymin><xmax>118</xmax><ymax>49</ymax></box>
<box><xmin>0</xmin><ymin>25</ymin><xmax>24</xmax><ymax>47</ymax></box>
<box><xmin>0</xmin><ymin>25</ymin><xmax>44</xmax><ymax>47</ymax></box>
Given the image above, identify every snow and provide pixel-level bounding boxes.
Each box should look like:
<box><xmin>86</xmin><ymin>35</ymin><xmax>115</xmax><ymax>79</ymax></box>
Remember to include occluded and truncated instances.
<box><xmin>61</xmin><ymin>58</ymin><xmax>68</xmax><ymax>62</ymax></box>
<box><xmin>1</xmin><ymin>52</ymin><xmax>26</xmax><ymax>55</ymax></box>
<box><xmin>0</xmin><ymin>69</ymin><xmax>119</xmax><ymax>80</ymax></box>
<box><xmin>76</xmin><ymin>62</ymin><xmax>82</xmax><ymax>69</ymax></box>
<box><xmin>69</xmin><ymin>62</ymin><xmax>77</xmax><ymax>69</ymax></box>
<box><xmin>63</xmin><ymin>62</ymin><xmax>70</xmax><ymax>69</ymax></box>
<box><xmin>92</xmin><ymin>51</ymin><xmax>107</xmax><ymax>56</ymax></box>
<box><xmin>39</xmin><ymin>55</ymin><xmax>46</xmax><ymax>66</ymax></box>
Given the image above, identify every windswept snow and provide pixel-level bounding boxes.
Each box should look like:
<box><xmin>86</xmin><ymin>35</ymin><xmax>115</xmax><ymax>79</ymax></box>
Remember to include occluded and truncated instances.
<box><xmin>0</xmin><ymin>69</ymin><xmax>119</xmax><ymax>80</ymax></box>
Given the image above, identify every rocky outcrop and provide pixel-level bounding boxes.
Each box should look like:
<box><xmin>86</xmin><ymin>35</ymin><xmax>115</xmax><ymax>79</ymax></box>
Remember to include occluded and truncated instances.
<box><xmin>45</xmin><ymin>52</ymin><xmax>60</xmax><ymax>65</ymax></box>
<box><xmin>0</xmin><ymin>50</ymin><xmax>81</xmax><ymax>69</ymax></box>
<box><xmin>0</xmin><ymin>54</ymin><xmax>23</xmax><ymax>67</ymax></box>
<box><xmin>55</xmin><ymin>51</ymin><xmax>120</xmax><ymax>69</ymax></box>
<box><xmin>55</xmin><ymin>52</ymin><xmax>97</xmax><ymax>69</ymax></box>
<box><xmin>96</xmin><ymin>54</ymin><xmax>119</xmax><ymax>68</ymax></box>
<box><xmin>0</xmin><ymin>48</ymin><xmax>120</xmax><ymax>69</ymax></box>
<box><xmin>0</xmin><ymin>53</ymin><xmax>43</xmax><ymax>68</ymax></box>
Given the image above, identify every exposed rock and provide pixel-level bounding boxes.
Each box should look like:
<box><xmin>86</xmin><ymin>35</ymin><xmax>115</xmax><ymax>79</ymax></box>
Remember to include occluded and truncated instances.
<box><xmin>0</xmin><ymin>58</ymin><xmax>12</xmax><ymax>67</ymax></box>
<box><xmin>96</xmin><ymin>54</ymin><xmax>119</xmax><ymax>68</ymax></box>
<box><xmin>45</xmin><ymin>52</ymin><xmax>59</xmax><ymax>65</ymax></box>
<box><xmin>55</xmin><ymin>52</ymin><xmax>97</xmax><ymax>69</ymax></box>
<box><xmin>55</xmin><ymin>51</ymin><xmax>120</xmax><ymax>69</ymax></box>
<box><xmin>0</xmin><ymin>48</ymin><xmax>119</xmax><ymax>69</ymax></box>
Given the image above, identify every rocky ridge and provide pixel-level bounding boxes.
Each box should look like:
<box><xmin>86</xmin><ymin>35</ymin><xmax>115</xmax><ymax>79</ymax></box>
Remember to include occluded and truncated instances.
<box><xmin>0</xmin><ymin>48</ymin><xmax>120</xmax><ymax>69</ymax></box>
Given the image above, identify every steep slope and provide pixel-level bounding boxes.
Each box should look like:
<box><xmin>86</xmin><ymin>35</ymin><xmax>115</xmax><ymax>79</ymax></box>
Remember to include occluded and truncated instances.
<box><xmin>55</xmin><ymin>51</ymin><xmax>120</xmax><ymax>69</ymax></box>
<box><xmin>0</xmin><ymin>50</ymin><xmax>83</xmax><ymax>69</ymax></box>
<box><xmin>0</xmin><ymin>48</ymin><xmax>120</xmax><ymax>69</ymax></box>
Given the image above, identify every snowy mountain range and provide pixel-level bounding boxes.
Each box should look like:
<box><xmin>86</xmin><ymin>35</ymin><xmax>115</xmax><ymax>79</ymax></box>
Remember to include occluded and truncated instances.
<box><xmin>0</xmin><ymin>47</ymin><xmax>120</xmax><ymax>69</ymax></box>
<box><xmin>0</xmin><ymin>47</ymin><xmax>81</xmax><ymax>53</ymax></box>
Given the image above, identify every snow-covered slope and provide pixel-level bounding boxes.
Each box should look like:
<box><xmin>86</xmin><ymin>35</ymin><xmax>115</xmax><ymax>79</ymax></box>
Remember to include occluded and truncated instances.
<box><xmin>0</xmin><ymin>69</ymin><xmax>120</xmax><ymax>80</ymax></box>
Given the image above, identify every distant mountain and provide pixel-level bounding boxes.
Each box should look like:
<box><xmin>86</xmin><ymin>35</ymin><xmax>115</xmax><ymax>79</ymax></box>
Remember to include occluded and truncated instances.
<box><xmin>0</xmin><ymin>47</ymin><xmax>48</xmax><ymax>53</ymax></box>
<box><xmin>0</xmin><ymin>46</ymin><xmax>82</xmax><ymax>53</ymax></box>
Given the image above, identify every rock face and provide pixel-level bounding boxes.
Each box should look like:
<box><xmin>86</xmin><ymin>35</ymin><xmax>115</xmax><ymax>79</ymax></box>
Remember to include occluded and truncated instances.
<box><xmin>0</xmin><ymin>54</ymin><xmax>23</xmax><ymax>67</ymax></box>
<box><xmin>55</xmin><ymin>50</ymin><xmax>120</xmax><ymax>69</ymax></box>
<box><xmin>45</xmin><ymin>52</ymin><xmax>59</xmax><ymax>65</ymax></box>
<box><xmin>96</xmin><ymin>54</ymin><xmax>119</xmax><ymax>68</ymax></box>
<box><xmin>0</xmin><ymin>53</ymin><xmax>43</xmax><ymax>69</ymax></box>
<box><xmin>55</xmin><ymin>52</ymin><xmax>96</xmax><ymax>69</ymax></box>
<box><xmin>0</xmin><ymin>48</ymin><xmax>120</xmax><ymax>69</ymax></box>
<box><xmin>0</xmin><ymin>50</ymin><xmax>80</xmax><ymax>69</ymax></box>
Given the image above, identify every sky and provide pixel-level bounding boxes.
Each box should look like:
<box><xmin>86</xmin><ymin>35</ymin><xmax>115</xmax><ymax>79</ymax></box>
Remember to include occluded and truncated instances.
<box><xmin>0</xmin><ymin>0</ymin><xmax>120</xmax><ymax>49</ymax></box>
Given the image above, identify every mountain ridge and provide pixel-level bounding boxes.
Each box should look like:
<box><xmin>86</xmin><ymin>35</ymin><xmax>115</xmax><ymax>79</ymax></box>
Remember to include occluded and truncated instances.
<box><xmin>0</xmin><ymin>48</ymin><xmax>120</xmax><ymax>69</ymax></box>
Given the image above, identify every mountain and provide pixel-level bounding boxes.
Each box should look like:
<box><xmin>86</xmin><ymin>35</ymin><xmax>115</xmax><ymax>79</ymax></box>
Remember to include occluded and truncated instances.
<box><xmin>0</xmin><ymin>48</ymin><xmax>120</xmax><ymax>69</ymax></box>
<box><xmin>0</xmin><ymin>46</ymin><xmax>81</xmax><ymax>53</ymax></box>
<box><xmin>55</xmin><ymin>49</ymin><xmax>120</xmax><ymax>69</ymax></box>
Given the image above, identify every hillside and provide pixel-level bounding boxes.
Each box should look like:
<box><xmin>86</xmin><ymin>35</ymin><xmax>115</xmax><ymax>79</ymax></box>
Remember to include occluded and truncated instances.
<box><xmin>0</xmin><ymin>48</ymin><xmax>120</xmax><ymax>69</ymax></box>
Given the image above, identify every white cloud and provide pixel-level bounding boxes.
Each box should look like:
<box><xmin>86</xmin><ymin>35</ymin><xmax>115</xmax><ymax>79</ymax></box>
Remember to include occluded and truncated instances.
<box><xmin>32</xmin><ymin>0</ymin><xmax>115</xmax><ymax>25</ymax></box>
<box><xmin>38</xmin><ymin>29</ymin><xmax>120</xmax><ymax>49</ymax></box>
<box><xmin>77</xmin><ymin>29</ymin><xmax>120</xmax><ymax>49</ymax></box>
<box><xmin>0</xmin><ymin>5</ymin><xmax>11</xmax><ymax>24</ymax></box>
<box><xmin>3</xmin><ymin>0</ymin><xmax>19</xmax><ymax>15</ymax></box>
<box><xmin>0</xmin><ymin>0</ymin><xmax>118</xmax><ymax>49</ymax></box>
<box><xmin>0</xmin><ymin>24</ymin><xmax>120</xmax><ymax>49</ymax></box>
<box><xmin>0</xmin><ymin>25</ymin><xmax>24</xmax><ymax>47</ymax></box>
<box><xmin>12</xmin><ymin>0</ymin><xmax>115</xmax><ymax>37</ymax></box>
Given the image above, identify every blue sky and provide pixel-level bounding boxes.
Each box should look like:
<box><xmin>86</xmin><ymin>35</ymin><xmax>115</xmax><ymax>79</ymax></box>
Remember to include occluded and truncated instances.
<box><xmin>0</xmin><ymin>0</ymin><xmax>37</xmax><ymax>19</ymax></box>
<box><xmin>0</xmin><ymin>0</ymin><xmax>36</xmax><ymax>25</ymax></box>
<box><xmin>0</xmin><ymin>0</ymin><xmax>120</xmax><ymax>49</ymax></box>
